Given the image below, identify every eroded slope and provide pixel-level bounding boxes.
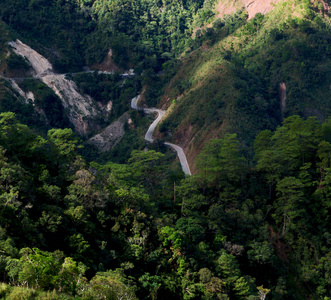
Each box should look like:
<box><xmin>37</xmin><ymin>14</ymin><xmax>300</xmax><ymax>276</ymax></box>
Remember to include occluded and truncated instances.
<box><xmin>8</xmin><ymin>40</ymin><xmax>99</xmax><ymax>135</ymax></box>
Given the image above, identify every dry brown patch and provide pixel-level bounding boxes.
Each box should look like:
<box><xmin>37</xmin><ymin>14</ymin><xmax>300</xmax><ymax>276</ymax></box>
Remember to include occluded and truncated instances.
<box><xmin>215</xmin><ymin>0</ymin><xmax>241</xmax><ymax>18</ymax></box>
<box><xmin>279</xmin><ymin>82</ymin><xmax>286</xmax><ymax>120</ymax></box>
<box><xmin>171</xmin><ymin>118</ymin><xmax>228</xmax><ymax>174</ymax></box>
<box><xmin>91</xmin><ymin>49</ymin><xmax>122</xmax><ymax>72</ymax></box>
<box><xmin>216</xmin><ymin>0</ymin><xmax>282</xmax><ymax>19</ymax></box>
<box><xmin>269</xmin><ymin>226</ymin><xmax>289</xmax><ymax>263</ymax></box>
<box><xmin>313</xmin><ymin>0</ymin><xmax>330</xmax><ymax>11</ymax></box>
<box><xmin>244</xmin><ymin>0</ymin><xmax>282</xmax><ymax>19</ymax></box>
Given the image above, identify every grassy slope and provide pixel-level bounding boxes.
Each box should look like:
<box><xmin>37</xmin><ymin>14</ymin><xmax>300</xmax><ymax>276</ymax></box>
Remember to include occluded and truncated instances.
<box><xmin>158</xmin><ymin>0</ymin><xmax>331</xmax><ymax>171</ymax></box>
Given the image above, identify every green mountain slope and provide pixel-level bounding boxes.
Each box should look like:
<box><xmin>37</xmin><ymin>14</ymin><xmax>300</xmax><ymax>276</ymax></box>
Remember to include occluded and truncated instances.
<box><xmin>0</xmin><ymin>1</ymin><xmax>330</xmax><ymax>299</ymax></box>
<box><xmin>157</xmin><ymin>0</ymin><xmax>331</xmax><ymax>169</ymax></box>
<box><xmin>1</xmin><ymin>0</ymin><xmax>330</xmax><ymax>167</ymax></box>
<box><xmin>0</xmin><ymin>0</ymin><xmax>218</xmax><ymax>72</ymax></box>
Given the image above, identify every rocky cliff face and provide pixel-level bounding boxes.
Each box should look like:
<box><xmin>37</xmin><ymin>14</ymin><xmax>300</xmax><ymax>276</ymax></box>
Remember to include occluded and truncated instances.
<box><xmin>8</xmin><ymin>40</ymin><xmax>100</xmax><ymax>136</ymax></box>
<box><xmin>216</xmin><ymin>0</ymin><xmax>281</xmax><ymax>19</ymax></box>
<box><xmin>6</xmin><ymin>40</ymin><xmax>135</xmax><ymax>151</ymax></box>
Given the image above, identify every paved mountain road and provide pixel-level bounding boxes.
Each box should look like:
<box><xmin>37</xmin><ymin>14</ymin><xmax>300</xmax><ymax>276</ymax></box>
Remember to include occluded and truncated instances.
<box><xmin>131</xmin><ymin>96</ymin><xmax>191</xmax><ymax>175</ymax></box>
<box><xmin>164</xmin><ymin>142</ymin><xmax>191</xmax><ymax>175</ymax></box>
<box><xmin>144</xmin><ymin>108</ymin><xmax>166</xmax><ymax>142</ymax></box>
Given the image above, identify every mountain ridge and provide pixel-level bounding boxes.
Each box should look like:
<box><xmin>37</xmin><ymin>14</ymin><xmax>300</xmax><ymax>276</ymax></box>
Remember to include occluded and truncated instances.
<box><xmin>155</xmin><ymin>0</ymin><xmax>331</xmax><ymax>171</ymax></box>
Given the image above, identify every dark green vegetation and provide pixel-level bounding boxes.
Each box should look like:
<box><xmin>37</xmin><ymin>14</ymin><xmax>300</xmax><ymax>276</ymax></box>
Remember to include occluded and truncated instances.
<box><xmin>0</xmin><ymin>78</ymin><xmax>45</xmax><ymax>130</ymax></box>
<box><xmin>0</xmin><ymin>113</ymin><xmax>330</xmax><ymax>299</ymax></box>
<box><xmin>0</xmin><ymin>0</ymin><xmax>94</xmax><ymax>72</ymax></box>
<box><xmin>72</xmin><ymin>72</ymin><xmax>139</xmax><ymax>124</ymax></box>
<box><xmin>20</xmin><ymin>79</ymin><xmax>72</xmax><ymax>129</ymax></box>
<box><xmin>89</xmin><ymin>0</ymin><xmax>217</xmax><ymax>69</ymax></box>
<box><xmin>0</xmin><ymin>0</ymin><xmax>331</xmax><ymax>299</ymax></box>
<box><xmin>0</xmin><ymin>0</ymin><xmax>217</xmax><ymax>72</ymax></box>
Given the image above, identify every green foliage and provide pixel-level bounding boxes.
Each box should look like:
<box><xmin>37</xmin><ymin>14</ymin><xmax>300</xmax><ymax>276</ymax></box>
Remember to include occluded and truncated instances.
<box><xmin>47</xmin><ymin>128</ymin><xmax>81</xmax><ymax>159</ymax></box>
<box><xmin>6</xmin><ymin>52</ymin><xmax>31</xmax><ymax>71</ymax></box>
<box><xmin>91</xmin><ymin>0</ymin><xmax>217</xmax><ymax>67</ymax></box>
<box><xmin>160</xmin><ymin>226</ymin><xmax>183</xmax><ymax>252</ymax></box>
<box><xmin>216</xmin><ymin>250</ymin><xmax>240</xmax><ymax>281</ymax></box>
<box><xmin>1</xmin><ymin>1</ymin><xmax>331</xmax><ymax>298</ymax></box>
<box><xmin>247</xmin><ymin>241</ymin><xmax>275</xmax><ymax>265</ymax></box>
<box><xmin>82</xmin><ymin>269</ymin><xmax>137</xmax><ymax>300</ymax></box>
<box><xmin>274</xmin><ymin>176</ymin><xmax>306</xmax><ymax>236</ymax></box>
<box><xmin>0</xmin><ymin>0</ymin><xmax>220</xmax><ymax>72</ymax></box>
<box><xmin>0</xmin><ymin>0</ymin><xmax>96</xmax><ymax>71</ymax></box>
<box><xmin>162</xmin><ymin>0</ymin><xmax>331</xmax><ymax>159</ymax></box>
<box><xmin>12</xmin><ymin>248</ymin><xmax>86</xmax><ymax>294</ymax></box>
<box><xmin>20</xmin><ymin>79</ymin><xmax>71</xmax><ymax>129</ymax></box>
<box><xmin>0</xmin><ymin>111</ymin><xmax>329</xmax><ymax>299</ymax></box>
<box><xmin>139</xmin><ymin>273</ymin><xmax>161</xmax><ymax>300</ymax></box>
<box><xmin>197</xmin><ymin>134</ymin><xmax>246</xmax><ymax>187</ymax></box>
<box><xmin>0</xmin><ymin>112</ymin><xmax>47</xmax><ymax>163</ymax></box>
<box><xmin>0</xmin><ymin>283</ymin><xmax>78</xmax><ymax>299</ymax></box>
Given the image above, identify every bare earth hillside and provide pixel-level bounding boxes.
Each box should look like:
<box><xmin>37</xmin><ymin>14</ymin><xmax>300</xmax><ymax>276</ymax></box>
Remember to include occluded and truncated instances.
<box><xmin>216</xmin><ymin>0</ymin><xmax>282</xmax><ymax>19</ymax></box>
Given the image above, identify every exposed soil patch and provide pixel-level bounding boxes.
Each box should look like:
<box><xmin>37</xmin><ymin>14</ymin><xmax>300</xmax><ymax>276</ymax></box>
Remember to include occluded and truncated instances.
<box><xmin>317</xmin><ymin>0</ymin><xmax>330</xmax><ymax>12</ymax></box>
<box><xmin>8</xmin><ymin>40</ymin><xmax>99</xmax><ymax>135</ymax></box>
<box><xmin>215</xmin><ymin>0</ymin><xmax>242</xmax><ymax>18</ymax></box>
<box><xmin>91</xmin><ymin>49</ymin><xmax>122</xmax><ymax>73</ymax></box>
<box><xmin>279</xmin><ymin>82</ymin><xmax>286</xmax><ymax>120</ymax></box>
<box><xmin>216</xmin><ymin>0</ymin><xmax>282</xmax><ymax>19</ymax></box>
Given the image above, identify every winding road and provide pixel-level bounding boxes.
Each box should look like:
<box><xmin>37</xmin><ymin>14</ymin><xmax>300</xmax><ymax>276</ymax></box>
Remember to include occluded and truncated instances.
<box><xmin>8</xmin><ymin>39</ymin><xmax>191</xmax><ymax>174</ymax></box>
<box><xmin>131</xmin><ymin>96</ymin><xmax>191</xmax><ymax>175</ymax></box>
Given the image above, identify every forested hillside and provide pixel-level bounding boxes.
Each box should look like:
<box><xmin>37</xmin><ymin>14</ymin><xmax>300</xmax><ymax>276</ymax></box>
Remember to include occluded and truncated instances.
<box><xmin>0</xmin><ymin>0</ymin><xmax>217</xmax><ymax>71</ymax></box>
<box><xmin>0</xmin><ymin>0</ymin><xmax>331</xmax><ymax>299</ymax></box>
<box><xmin>0</xmin><ymin>113</ymin><xmax>330</xmax><ymax>299</ymax></box>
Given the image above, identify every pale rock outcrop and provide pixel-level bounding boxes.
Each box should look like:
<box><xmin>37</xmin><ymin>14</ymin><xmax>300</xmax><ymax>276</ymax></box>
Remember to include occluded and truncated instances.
<box><xmin>88</xmin><ymin>112</ymin><xmax>130</xmax><ymax>152</ymax></box>
<box><xmin>8</xmin><ymin>79</ymin><xmax>35</xmax><ymax>103</ymax></box>
<box><xmin>8</xmin><ymin>40</ymin><xmax>98</xmax><ymax>135</ymax></box>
